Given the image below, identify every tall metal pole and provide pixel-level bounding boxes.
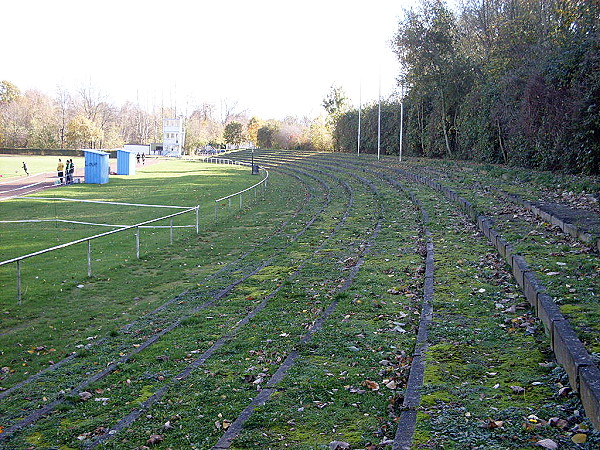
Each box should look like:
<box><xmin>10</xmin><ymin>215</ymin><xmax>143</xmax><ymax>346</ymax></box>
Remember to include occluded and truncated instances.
<box><xmin>377</xmin><ymin>75</ymin><xmax>381</xmax><ymax>161</ymax></box>
<box><xmin>399</xmin><ymin>99</ymin><xmax>404</xmax><ymax>163</ymax></box>
<box><xmin>357</xmin><ymin>83</ymin><xmax>361</xmax><ymax>155</ymax></box>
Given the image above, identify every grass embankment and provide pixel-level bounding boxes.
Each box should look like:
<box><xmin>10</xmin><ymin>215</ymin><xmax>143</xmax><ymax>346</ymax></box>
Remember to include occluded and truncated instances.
<box><xmin>247</xmin><ymin>151</ymin><xmax>600</xmax><ymax>448</ymax></box>
<box><xmin>0</xmin><ymin>151</ymin><xmax>598</xmax><ymax>449</ymax></box>
<box><xmin>391</xmin><ymin>158</ymin><xmax>600</xmax><ymax>357</ymax></box>
<box><xmin>407</xmin><ymin>180</ymin><xmax>589</xmax><ymax>448</ymax></box>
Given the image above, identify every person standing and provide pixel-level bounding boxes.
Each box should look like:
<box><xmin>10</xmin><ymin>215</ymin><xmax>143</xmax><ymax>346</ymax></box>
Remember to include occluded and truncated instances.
<box><xmin>22</xmin><ymin>162</ymin><xmax>29</xmax><ymax>176</ymax></box>
<box><xmin>69</xmin><ymin>159</ymin><xmax>75</xmax><ymax>183</ymax></box>
<box><xmin>65</xmin><ymin>159</ymin><xmax>72</xmax><ymax>184</ymax></box>
<box><xmin>57</xmin><ymin>158</ymin><xmax>64</xmax><ymax>184</ymax></box>
<box><xmin>142</xmin><ymin>153</ymin><xmax>145</xmax><ymax>165</ymax></box>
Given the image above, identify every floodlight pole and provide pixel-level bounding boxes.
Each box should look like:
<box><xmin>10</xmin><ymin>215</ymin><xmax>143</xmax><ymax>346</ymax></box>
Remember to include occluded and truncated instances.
<box><xmin>377</xmin><ymin>77</ymin><xmax>381</xmax><ymax>161</ymax></box>
<box><xmin>399</xmin><ymin>83</ymin><xmax>404</xmax><ymax>163</ymax></box>
<box><xmin>357</xmin><ymin>83</ymin><xmax>361</xmax><ymax>156</ymax></box>
<box><xmin>399</xmin><ymin>99</ymin><xmax>404</xmax><ymax>163</ymax></box>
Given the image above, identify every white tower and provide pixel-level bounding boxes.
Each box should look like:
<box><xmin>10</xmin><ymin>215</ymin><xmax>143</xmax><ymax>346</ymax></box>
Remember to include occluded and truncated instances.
<box><xmin>162</xmin><ymin>117</ymin><xmax>186</xmax><ymax>156</ymax></box>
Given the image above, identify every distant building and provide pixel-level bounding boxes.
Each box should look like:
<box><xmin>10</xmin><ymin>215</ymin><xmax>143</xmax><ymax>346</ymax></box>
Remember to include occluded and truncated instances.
<box><xmin>124</xmin><ymin>144</ymin><xmax>150</xmax><ymax>154</ymax></box>
<box><xmin>150</xmin><ymin>143</ymin><xmax>163</xmax><ymax>154</ymax></box>
<box><xmin>163</xmin><ymin>117</ymin><xmax>186</xmax><ymax>156</ymax></box>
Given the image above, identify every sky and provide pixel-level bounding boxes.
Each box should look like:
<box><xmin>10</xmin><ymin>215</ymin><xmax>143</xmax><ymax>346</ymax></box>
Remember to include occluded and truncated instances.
<box><xmin>4</xmin><ymin>0</ymin><xmax>422</xmax><ymax>120</ymax></box>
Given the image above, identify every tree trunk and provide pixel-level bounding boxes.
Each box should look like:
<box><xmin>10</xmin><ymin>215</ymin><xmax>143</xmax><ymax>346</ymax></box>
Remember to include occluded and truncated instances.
<box><xmin>440</xmin><ymin>89</ymin><xmax>452</xmax><ymax>157</ymax></box>
<box><xmin>497</xmin><ymin>119</ymin><xmax>508</xmax><ymax>164</ymax></box>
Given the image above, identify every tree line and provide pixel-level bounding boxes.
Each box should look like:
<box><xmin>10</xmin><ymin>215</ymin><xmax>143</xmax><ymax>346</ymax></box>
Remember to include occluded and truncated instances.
<box><xmin>0</xmin><ymin>82</ymin><xmax>332</xmax><ymax>153</ymax></box>
<box><xmin>330</xmin><ymin>0</ymin><xmax>599</xmax><ymax>174</ymax></box>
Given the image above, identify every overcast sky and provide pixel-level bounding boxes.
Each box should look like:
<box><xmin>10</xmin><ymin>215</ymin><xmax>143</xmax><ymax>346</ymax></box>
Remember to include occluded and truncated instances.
<box><xmin>4</xmin><ymin>0</ymin><xmax>425</xmax><ymax>119</ymax></box>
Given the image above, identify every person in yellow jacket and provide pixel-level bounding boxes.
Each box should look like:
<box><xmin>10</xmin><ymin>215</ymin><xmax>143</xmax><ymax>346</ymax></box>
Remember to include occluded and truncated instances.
<box><xmin>57</xmin><ymin>158</ymin><xmax>65</xmax><ymax>184</ymax></box>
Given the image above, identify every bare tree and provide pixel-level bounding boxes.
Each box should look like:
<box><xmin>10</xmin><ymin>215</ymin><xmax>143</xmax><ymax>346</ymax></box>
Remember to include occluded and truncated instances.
<box><xmin>55</xmin><ymin>86</ymin><xmax>73</xmax><ymax>148</ymax></box>
<box><xmin>219</xmin><ymin>98</ymin><xmax>247</xmax><ymax>125</ymax></box>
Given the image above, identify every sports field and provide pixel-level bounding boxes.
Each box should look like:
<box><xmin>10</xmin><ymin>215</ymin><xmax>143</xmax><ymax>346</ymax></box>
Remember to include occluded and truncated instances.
<box><xmin>0</xmin><ymin>156</ymin><xmax>263</xmax><ymax>311</ymax></box>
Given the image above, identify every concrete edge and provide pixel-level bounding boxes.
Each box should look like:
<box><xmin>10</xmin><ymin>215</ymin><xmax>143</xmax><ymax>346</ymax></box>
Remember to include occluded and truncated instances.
<box><xmin>403</xmin><ymin>172</ymin><xmax>600</xmax><ymax>430</ymax></box>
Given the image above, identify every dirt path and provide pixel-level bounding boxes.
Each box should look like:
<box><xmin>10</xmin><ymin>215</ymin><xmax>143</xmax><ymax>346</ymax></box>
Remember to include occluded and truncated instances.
<box><xmin>0</xmin><ymin>171</ymin><xmax>68</xmax><ymax>201</ymax></box>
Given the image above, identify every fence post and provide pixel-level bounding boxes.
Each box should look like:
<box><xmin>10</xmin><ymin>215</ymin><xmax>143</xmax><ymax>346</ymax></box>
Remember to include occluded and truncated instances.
<box><xmin>215</xmin><ymin>201</ymin><xmax>218</xmax><ymax>221</ymax></box>
<box><xmin>17</xmin><ymin>260</ymin><xmax>21</xmax><ymax>304</ymax></box>
<box><xmin>136</xmin><ymin>227</ymin><xmax>140</xmax><ymax>259</ymax></box>
<box><xmin>87</xmin><ymin>240</ymin><xmax>92</xmax><ymax>277</ymax></box>
<box><xmin>240</xmin><ymin>192</ymin><xmax>243</xmax><ymax>209</ymax></box>
<box><xmin>170</xmin><ymin>219</ymin><xmax>173</xmax><ymax>244</ymax></box>
<box><xmin>195</xmin><ymin>206</ymin><xmax>199</xmax><ymax>234</ymax></box>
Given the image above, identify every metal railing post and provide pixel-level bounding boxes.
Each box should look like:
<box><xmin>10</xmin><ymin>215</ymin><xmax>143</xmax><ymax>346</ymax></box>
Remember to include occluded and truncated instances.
<box><xmin>195</xmin><ymin>206</ymin><xmax>199</xmax><ymax>234</ymax></box>
<box><xmin>215</xmin><ymin>201</ymin><xmax>218</xmax><ymax>221</ymax></box>
<box><xmin>87</xmin><ymin>240</ymin><xmax>92</xmax><ymax>277</ymax></box>
<box><xmin>136</xmin><ymin>227</ymin><xmax>140</xmax><ymax>259</ymax></box>
<box><xmin>240</xmin><ymin>192</ymin><xmax>243</xmax><ymax>208</ymax></box>
<box><xmin>170</xmin><ymin>219</ymin><xmax>173</xmax><ymax>244</ymax></box>
<box><xmin>17</xmin><ymin>260</ymin><xmax>21</xmax><ymax>304</ymax></box>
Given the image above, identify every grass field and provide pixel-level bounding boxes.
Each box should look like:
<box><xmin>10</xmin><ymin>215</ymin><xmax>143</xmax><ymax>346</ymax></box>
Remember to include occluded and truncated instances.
<box><xmin>0</xmin><ymin>151</ymin><xmax>598</xmax><ymax>449</ymax></box>
<box><xmin>0</xmin><ymin>158</ymin><xmax>269</xmax><ymax>378</ymax></box>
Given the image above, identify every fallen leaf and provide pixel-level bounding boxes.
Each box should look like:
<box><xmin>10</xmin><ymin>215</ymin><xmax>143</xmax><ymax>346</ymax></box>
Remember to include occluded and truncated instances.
<box><xmin>558</xmin><ymin>386</ymin><xmax>572</xmax><ymax>396</ymax></box>
<box><xmin>481</xmin><ymin>419</ymin><xmax>504</xmax><ymax>429</ymax></box>
<box><xmin>79</xmin><ymin>391</ymin><xmax>93</xmax><ymax>401</ymax></box>
<box><xmin>385</xmin><ymin>380</ymin><xmax>397</xmax><ymax>390</ymax></box>
<box><xmin>572</xmin><ymin>433</ymin><xmax>587</xmax><ymax>444</ymax></box>
<box><xmin>147</xmin><ymin>434</ymin><xmax>163</xmax><ymax>445</ymax></box>
<box><xmin>363</xmin><ymin>380</ymin><xmax>379</xmax><ymax>391</ymax></box>
<box><xmin>329</xmin><ymin>441</ymin><xmax>350</xmax><ymax>450</ymax></box>
<box><xmin>510</xmin><ymin>385</ymin><xmax>525</xmax><ymax>394</ymax></box>
<box><xmin>549</xmin><ymin>417</ymin><xmax>568</xmax><ymax>429</ymax></box>
<box><xmin>536</xmin><ymin>438</ymin><xmax>558</xmax><ymax>449</ymax></box>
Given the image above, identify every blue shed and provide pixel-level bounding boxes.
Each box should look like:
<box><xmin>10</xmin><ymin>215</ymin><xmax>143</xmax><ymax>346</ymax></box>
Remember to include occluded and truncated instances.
<box><xmin>117</xmin><ymin>149</ymin><xmax>137</xmax><ymax>175</ymax></box>
<box><xmin>84</xmin><ymin>150</ymin><xmax>109</xmax><ymax>184</ymax></box>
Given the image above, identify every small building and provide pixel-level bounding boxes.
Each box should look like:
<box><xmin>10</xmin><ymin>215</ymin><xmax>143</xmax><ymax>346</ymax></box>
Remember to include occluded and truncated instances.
<box><xmin>150</xmin><ymin>143</ymin><xmax>163</xmax><ymax>154</ymax></box>
<box><xmin>163</xmin><ymin>117</ymin><xmax>186</xmax><ymax>156</ymax></box>
<box><xmin>124</xmin><ymin>144</ymin><xmax>150</xmax><ymax>155</ymax></box>
<box><xmin>117</xmin><ymin>149</ymin><xmax>137</xmax><ymax>175</ymax></box>
<box><xmin>84</xmin><ymin>149</ymin><xmax>109</xmax><ymax>184</ymax></box>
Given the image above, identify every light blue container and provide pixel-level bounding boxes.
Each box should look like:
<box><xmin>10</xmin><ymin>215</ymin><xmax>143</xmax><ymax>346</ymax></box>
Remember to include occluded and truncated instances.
<box><xmin>117</xmin><ymin>149</ymin><xmax>137</xmax><ymax>175</ymax></box>
<box><xmin>84</xmin><ymin>150</ymin><xmax>109</xmax><ymax>184</ymax></box>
